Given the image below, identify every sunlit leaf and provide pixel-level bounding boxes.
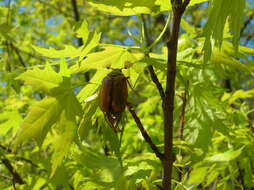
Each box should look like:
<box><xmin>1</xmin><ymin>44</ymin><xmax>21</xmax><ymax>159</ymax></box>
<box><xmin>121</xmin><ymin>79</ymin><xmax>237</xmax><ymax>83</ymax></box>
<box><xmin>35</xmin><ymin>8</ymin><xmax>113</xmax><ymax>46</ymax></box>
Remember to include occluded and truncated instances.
<box><xmin>0</xmin><ymin>110</ymin><xmax>22</xmax><ymax>135</ymax></box>
<box><xmin>50</xmin><ymin>109</ymin><xmax>77</xmax><ymax>176</ymax></box>
<box><xmin>188</xmin><ymin>166</ymin><xmax>208</xmax><ymax>185</ymax></box>
<box><xmin>71</xmin><ymin>46</ymin><xmax>139</xmax><ymax>74</ymax></box>
<box><xmin>203</xmin><ymin>0</ymin><xmax>245</xmax><ymax>62</ymax></box>
<box><xmin>16</xmin><ymin>66</ymin><xmax>63</xmax><ymax>94</ymax></box>
<box><xmin>205</xmin><ymin>147</ymin><xmax>244</xmax><ymax>162</ymax></box>
<box><xmin>14</xmin><ymin>97</ymin><xmax>61</xmax><ymax>147</ymax></box>
<box><xmin>87</xmin><ymin>0</ymin><xmax>160</xmax><ymax>16</ymax></box>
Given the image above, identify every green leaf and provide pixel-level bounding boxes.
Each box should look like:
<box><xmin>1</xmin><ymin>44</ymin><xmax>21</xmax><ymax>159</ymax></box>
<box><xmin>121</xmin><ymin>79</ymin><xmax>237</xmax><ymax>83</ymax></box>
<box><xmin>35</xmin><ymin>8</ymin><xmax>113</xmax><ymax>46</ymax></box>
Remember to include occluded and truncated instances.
<box><xmin>99</xmin><ymin>117</ymin><xmax>121</xmax><ymax>157</ymax></box>
<box><xmin>225</xmin><ymin>89</ymin><xmax>254</xmax><ymax>104</ymax></box>
<box><xmin>0</xmin><ymin>110</ymin><xmax>22</xmax><ymax>135</ymax></box>
<box><xmin>78</xmin><ymin>99</ymin><xmax>98</xmax><ymax>141</ymax></box>
<box><xmin>14</xmin><ymin>75</ymin><xmax>82</xmax><ymax>150</ymax></box>
<box><xmin>188</xmin><ymin>166</ymin><xmax>208</xmax><ymax>185</ymax></box>
<box><xmin>205</xmin><ymin>147</ymin><xmax>244</xmax><ymax>162</ymax></box>
<box><xmin>87</xmin><ymin>0</ymin><xmax>160</xmax><ymax>16</ymax></box>
<box><xmin>0</xmin><ymin>23</ymin><xmax>13</xmax><ymax>39</ymax></box>
<box><xmin>194</xmin><ymin>116</ymin><xmax>214</xmax><ymax>152</ymax></box>
<box><xmin>78</xmin><ymin>148</ymin><xmax>122</xmax><ymax>182</ymax></box>
<box><xmin>211</xmin><ymin>48</ymin><xmax>251</xmax><ymax>72</ymax></box>
<box><xmin>229</xmin><ymin>0</ymin><xmax>245</xmax><ymax>49</ymax></box>
<box><xmin>50</xmin><ymin>89</ymin><xmax>82</xmax><ymax>175</ymax></box>
<box><xmin>141</xmin><ymin>56</ymin><xmax>166</xmax><ymax>71</ymax></box>
<box><xmin>32</xmin><ymin>45</ymin><xmax>81</xmax><ymax>59</ymax></box>
<box><xmin>71</xmin><ymin>46</ymin><xmax>140</xmax><ymax>74</ymax></box>
<box><xmin>14</xmin><ymin>97</ymin><xmax>62</xmax><ymax>147</ymax></box>
<box><xmin>77</xmin><ymin>69</ymin><xmax>109</xmax><ymax>102</ymax></box>
<box><xmin>203</xmin><ymin>0</ymin><xmax>245</xmax><ymax>62</ymax></box>
<box><xmin>181</xmin><ymin>19</ymin><xmax>196</xmax><ymax>34</ymax></box>
<box><xmin>75</xmin><ymin>20</ymin><xmax>89</xmax><ymax>44</ymax></box>
<box><xmin>16</xmin><ymin>66</ymin><xmax>63</xmax><ymax>94</ymax></box>
<box><xmin>240</xmin><ymin>158</ymin><xmax>254</xmax><ymax>187</ymax></box>
<box><xmin>50</xmin><ymin>109</ymin><xmax>77</xmax><ymax>177</ymax></box>
<box><xmin>32</xmin><ymin>21</ymin><xmax>100</xmax><ymax>60</ymax></box>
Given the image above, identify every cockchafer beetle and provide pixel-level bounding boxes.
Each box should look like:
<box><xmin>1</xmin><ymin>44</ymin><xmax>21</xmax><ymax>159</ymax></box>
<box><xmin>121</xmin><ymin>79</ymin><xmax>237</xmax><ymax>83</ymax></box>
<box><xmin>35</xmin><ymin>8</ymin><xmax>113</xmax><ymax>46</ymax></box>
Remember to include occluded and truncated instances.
<box><xmin>98</xmin><ymin>69</ymin><xmax>128</xmax><ymax>132</ymax></box>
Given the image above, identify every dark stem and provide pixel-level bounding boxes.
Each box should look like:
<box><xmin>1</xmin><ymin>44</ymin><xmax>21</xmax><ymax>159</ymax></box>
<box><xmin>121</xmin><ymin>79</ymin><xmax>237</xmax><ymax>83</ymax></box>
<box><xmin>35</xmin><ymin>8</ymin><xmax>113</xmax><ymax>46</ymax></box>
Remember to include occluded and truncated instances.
<box><xmin>0</xmin><ymin>144</ymin><xmax>12</xmax><ymax>153</ymax></box>
<box><xmin>224</xmin><ymin>79</ymin><xmax>232</xmax><ymax>92</ymax></box>
<box><xmin>240</xmin><ymin>13</ymin><xmax>254</xmax><ymax>35</ymax></box>
<box><xmin>178</xmin><ymin>80</ymin><xmax>189</xmax><ymax>140</ymax></box>
<box><xmin>177</xmin><ymin>80</ymin><xmax>189</xmax><ymax>182</ymax></box>
<box><xmin>1</xmin><ymin>159</ymin><xmax>25</xmax><ymax>185</ymax></box>
<box><xmin>127</xmin><ymin>103</ymin><xmax>163</xmax><ymax>160</ymax></box>
<box><xmin>70</xmin><ymin>0</ymin><xmax>90</xmax><ymax>81</ymax></box>
<box><xmin>163</xmin><ymin>0</ymin><xmax>190</xmax><ymax>189</ymax></box>
<box><xmin>9</xmin><ymin>43</ymin><xmax>26</xmax><ymax>68</ymax></box>
<box><xmin>148</xmin><ymin>65</ymin><xmax>165</xmax><ymax>99</ymax></box>
<box><xmin>141</xmin><ymin>15</ymin><xmax>165</xmax><ymax>99</ymax></box>
<box><xmin>71</xmin><ymin>0</ymin><xmax>83</xmax><ymax>47</ymax></box>
<box><xmin>0</xmin><ymin>144</ymin><xmax>40</xmax><ymax>168</ymax></box>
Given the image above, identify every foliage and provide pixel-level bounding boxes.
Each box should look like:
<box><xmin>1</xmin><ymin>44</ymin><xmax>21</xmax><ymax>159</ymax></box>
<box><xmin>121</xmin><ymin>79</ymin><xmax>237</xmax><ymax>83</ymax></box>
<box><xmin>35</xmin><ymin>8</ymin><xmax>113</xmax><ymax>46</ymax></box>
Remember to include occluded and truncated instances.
<box><xmin>0</xmin><ymin>0</ymin><xmax>254</xmax><ymax>189</ymax></box>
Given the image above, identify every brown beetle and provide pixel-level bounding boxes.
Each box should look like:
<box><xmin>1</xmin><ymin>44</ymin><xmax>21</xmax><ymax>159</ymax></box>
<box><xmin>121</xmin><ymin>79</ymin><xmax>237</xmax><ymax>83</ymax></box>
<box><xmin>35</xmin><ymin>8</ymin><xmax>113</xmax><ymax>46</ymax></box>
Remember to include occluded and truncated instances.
<box><xmin>99</xmin><ymin>69</ymin><xmax>128</xmax><ymax>132</ymax></box>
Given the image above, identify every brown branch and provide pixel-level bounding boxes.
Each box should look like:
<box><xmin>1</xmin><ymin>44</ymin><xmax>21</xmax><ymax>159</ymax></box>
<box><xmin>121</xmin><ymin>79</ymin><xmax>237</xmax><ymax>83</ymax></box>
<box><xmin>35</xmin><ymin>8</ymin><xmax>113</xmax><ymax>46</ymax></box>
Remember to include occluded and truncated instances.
<box><xmin>141</xmin><ymin>15</ymin><xmax>165</xmax><ymax>100</ymax></box>
<box><xmin>127</xmin><ymin>103</ymin><xmax>163</xmax><ymax>160</ymax></box>
<box><xmin>177</xmin><ymin>81</ymin><xmax>189</xmax><ymax>182</ymax></box>
<box><xmin>71</xmin><ymin>0</ymin><xmax>83</xmax><ymax>47</ymax></box>
<box><xmin>148</xmin><ymin>65</ymin><xmax>165</xmax><ymax>99</ymax></box>
<box><xmin>163</xmin><ymin>0</ymin><xmax>190</xmax><ymax>189</ymax></box>
<box><xmin>240</xmin><ymin>13</ymin><xmax>254</xmax><ymax>35</ymax></box>
<box><xmin>178</xmin><ymin>80</ymin><xmax>189</xmax><ymax>140</ymax></box>
<box><xmin>70</xmin><ymin>0</ymin><xmax>90</xmax><ymax>81</ymax></box>
<box><xmin>0</xmin><ymin>144</ymin><xmax>12</xmax><ymax>153</ymax></box>
<box><xmin>1</xmin><ymin>159</ymin><xmax>25</xmax><ymax>185</ymax></box>
<box><xmin>9</xmin><ymin>43</ymin><xmax>26</xmax><ymax>68</ymax></box>
<box><xmin>0</xmin><ymin>144</ymin><xmax>40</xmax><ymax>168</ymax></box>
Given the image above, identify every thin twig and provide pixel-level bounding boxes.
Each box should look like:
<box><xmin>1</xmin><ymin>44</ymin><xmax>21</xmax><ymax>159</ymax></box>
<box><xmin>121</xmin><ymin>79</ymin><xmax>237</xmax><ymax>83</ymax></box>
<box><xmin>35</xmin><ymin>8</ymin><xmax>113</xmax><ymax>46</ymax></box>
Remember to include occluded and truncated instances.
<box><xmin>240</xmin><ymin>13</ymin><xmax>254</xmax><ymax>35</ymax></box>
<box><xmin>178</xmin><ymin>80</ymin><xmax>189</xmax><ymax>140</ymax></box>
<box><xmin>70</xmin><ymin>0</ymin><xmax>90</xmax><ymax>81</ymax></box>
<box><xmin>0</xmin><ymin>144</ymin><xmax>40</xmax><ymax>168</ymax></box>
<box><xmin>148</xmin><ymin>65</ymin><xmax>165</xmax><ymax>99</ymax></box>
<box><xmin>9</xmin><ymin>43</ymin><xmax>26</xmax><ymax>68</ymax></box>
<box><xmin>7</xmin><ymin>42</ymin><xmax>45</xmax><ymax>61</ymax></box>
<box><xmin>127</xmin><ymin>103</ymin><xmax>163</xmax><ymax>160</ymax></box>
<box><xmin>71</xmin><ymin>0</ymin><xmax>83</xmax><ymax>47</ymax></box>
<box><xmin>0</xmin><ymin>144</ymin><xmax>12</xmax><ymax>153</ymax></box>
<box><xmin>1</xmin><ymin>159</ymin><xmax>25</xmax><ymax>185</ymax></box>
<box><xmin>141</xmin><ymin>15</ymin><xmax>165</xmax><ymax>100</ymax></box>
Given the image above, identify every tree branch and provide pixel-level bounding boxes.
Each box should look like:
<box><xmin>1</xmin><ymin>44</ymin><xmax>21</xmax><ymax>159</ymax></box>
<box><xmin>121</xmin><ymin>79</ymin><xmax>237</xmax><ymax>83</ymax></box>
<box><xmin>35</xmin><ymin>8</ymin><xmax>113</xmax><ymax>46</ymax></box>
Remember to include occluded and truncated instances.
<box><xmin>1</xmin><ymin>159</ymin><xmax>25</xmax><ymax>185</ymax></box>
<box><xmin>71</xmin><ymin>0</ymin><xmax>83</xmax><ymax>47</ymax></box>
<box><xmin>0</xmin><ymin>144</ymin><xmax>40</xmax><ymax>169</ymax></box>
<box><xmin>240</xmin><ymin>13</ymin><xmax>254</xmax><ymax>35</ymax></box>
<box><xmin>163</xmin><ymin>0</ymin><xmax>190</xmax><ymax>189</ymax></box>
<box><xmin>178</xmin><ymin>80</ymin><xmax>189</xmax><ymax>140</ymax></box>
<box><xmin>70</xmin><ymin>0</ymin><xmax>90</xmax><ymax>81</ymax></box>
<box><xmin>148</xmin><ymin>65</ymin><xmax>165</xmax><ymax>99</ymax></box>
<box><xmin>127</xmin><ymin>103</ymin><xmax>163</xmax><ymax>160</ymax></box>
<box><xmin>141</xmin><ymin>15</ymin><xmax>165</xmax><ymax>100</ymax></box>
<box><xmin>9</xmin><ymin>43</ymin><xmax>27</xmax><ymax>68</ymax></box>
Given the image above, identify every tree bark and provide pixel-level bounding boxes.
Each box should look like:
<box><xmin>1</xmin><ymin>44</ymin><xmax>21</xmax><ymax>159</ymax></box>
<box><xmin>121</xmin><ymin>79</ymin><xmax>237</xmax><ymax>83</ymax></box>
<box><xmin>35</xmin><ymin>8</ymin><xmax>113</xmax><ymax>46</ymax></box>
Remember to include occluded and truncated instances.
<box><xmin>162</xmin><ymin>0</ymin><xmax>190</xmax><ymax>189</ymax></box>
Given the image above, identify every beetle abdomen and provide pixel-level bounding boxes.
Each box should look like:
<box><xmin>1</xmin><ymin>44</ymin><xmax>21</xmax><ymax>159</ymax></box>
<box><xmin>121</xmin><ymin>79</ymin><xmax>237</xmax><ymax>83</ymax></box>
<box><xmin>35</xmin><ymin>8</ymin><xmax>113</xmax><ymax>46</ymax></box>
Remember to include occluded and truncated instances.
<box><xmin>111</xmin><ymin>75</ymin><xmax>128</xmax><ymax>113</ymax></box>
<box><xmin>99</xmin><ymin>76</ymin><xmax>113</xmax><ymax>113</ymax></box>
